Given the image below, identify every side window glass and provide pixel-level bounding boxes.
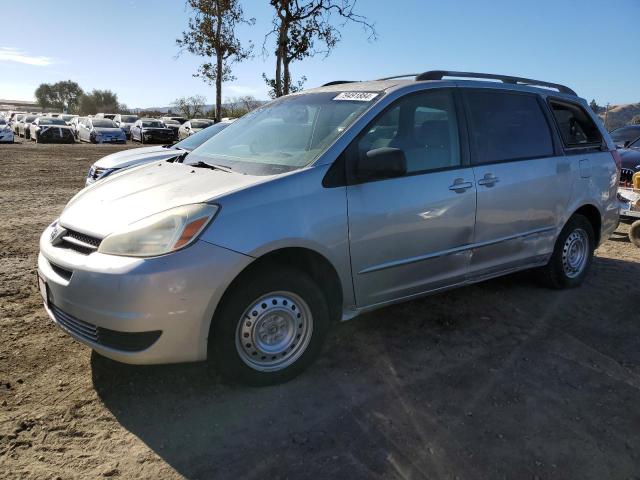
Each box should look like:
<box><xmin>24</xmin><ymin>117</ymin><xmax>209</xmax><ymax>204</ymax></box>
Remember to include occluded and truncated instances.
<box><xmin>465</xmin><ymin>91</ymin><xmax>554</xmax><ymax>164</ymax></box>
<box><xmin>548</xmin><ymin>100</ymin><xmax>602</xmax><ymax>148</ymax></box>
<box><xmin>357</xmin><ymin>91</ymin><xmax>461</xmax><ymax>175</ymax></box>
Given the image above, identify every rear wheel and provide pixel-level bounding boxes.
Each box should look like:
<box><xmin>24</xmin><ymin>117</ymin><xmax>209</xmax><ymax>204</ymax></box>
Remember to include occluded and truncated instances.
<box><xmin>209</xmin><ymin>267</ymin><xmax>330</xmax><ymax>386</ymax></box>
<box><xmin>538</xmin><ymin>214</ymin><xmax>595</xmax><ymax>288</ymax></box>
<box><xmin>629</xmin><ymin>220</ymin><xmax>640</xmax><ymax>248</ymax></box>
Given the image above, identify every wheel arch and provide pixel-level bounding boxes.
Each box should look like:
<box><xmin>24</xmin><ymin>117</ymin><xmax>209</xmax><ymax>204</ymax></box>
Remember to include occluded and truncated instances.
<box><xmin>571</xmin><ymin>203</ymin><xmax>602</xmax><ymax>246</ymax></box>
<box><xmin>206</xmin><ymin>246</ymin><xmax>345</xmax><ymax>356</ymax></box>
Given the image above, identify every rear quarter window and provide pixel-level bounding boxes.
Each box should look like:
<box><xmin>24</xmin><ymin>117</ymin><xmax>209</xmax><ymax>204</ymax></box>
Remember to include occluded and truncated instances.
<box><xmin>464</xmin><ymin>90</ymin><xmax>554</xmax><ymax>164</ymax></box>
<box><xmin>548</xmin><ymin>99</ymin><xmax>602</xmax><ymax>149</ymax></box>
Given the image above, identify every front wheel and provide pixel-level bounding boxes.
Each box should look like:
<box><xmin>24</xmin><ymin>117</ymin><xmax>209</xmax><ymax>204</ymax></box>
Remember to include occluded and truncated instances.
<box><xmin>209</xmin><ymin>267</ymin><xmax>330</xmax><ymax>386</ymax></box>
<box><xmin>537</xmin><ymin>214</ymin><xmax>595</xmax><ymax>289</ymax></box>
<box><xmin>629</xmin><ymin>220</ymin><xmax>640</xmax><ymax>248</ymax></box>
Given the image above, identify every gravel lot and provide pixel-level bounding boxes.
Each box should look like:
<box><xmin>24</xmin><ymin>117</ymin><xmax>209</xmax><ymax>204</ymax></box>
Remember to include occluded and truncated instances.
<box><xmin>1</xmin><ymin>141</ymin><xmax>639</xmax><ymax>479</ymax></box>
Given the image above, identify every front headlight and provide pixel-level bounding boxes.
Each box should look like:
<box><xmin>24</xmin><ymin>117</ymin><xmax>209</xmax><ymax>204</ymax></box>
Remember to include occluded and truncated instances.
<box><xmin>98</xmin><ymin>203</ymin><xmax>218</xmax><ymax>257</ymax></box>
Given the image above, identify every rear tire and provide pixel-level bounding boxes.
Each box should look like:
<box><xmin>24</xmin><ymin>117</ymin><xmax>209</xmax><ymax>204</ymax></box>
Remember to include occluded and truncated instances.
<box><xmin>537</xmin><ymin>214</ymin><xmax>595</xmax><ymax>289</ymax></box>
<box><xmin>629</xmin><ymin>220</ymin><xmax>640</xmax><ymax>248</ymax></box>
<box><xmin>209</xmin><ymin>267</ymin><xmax>330</xmax><ymax>386</ymax></box>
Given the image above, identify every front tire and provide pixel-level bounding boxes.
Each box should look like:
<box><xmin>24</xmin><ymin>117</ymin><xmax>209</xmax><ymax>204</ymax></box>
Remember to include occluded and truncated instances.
<box><xmin>209</xmin><ymin>267</ymin><xmax>330</xmax><ymax>386</ymax></box>
<box><xmin>629</xmin><ymin>220</ymin><xmax>640</xmax><ymax>248</ymax></box>
<box><xmin>538</xmin><ymin>214</ymin><xmax>595</xmax><ymax>289</ymax></box>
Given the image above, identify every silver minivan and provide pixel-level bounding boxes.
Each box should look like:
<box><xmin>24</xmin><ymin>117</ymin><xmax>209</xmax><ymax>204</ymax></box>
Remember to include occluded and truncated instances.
<box><xmin>38</xmin><ymin>71</ymin><xmax>620</xmax><ymax>385</ymax></box>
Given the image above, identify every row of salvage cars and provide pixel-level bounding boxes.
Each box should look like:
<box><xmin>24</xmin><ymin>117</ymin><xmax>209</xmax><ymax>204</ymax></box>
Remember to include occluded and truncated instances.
<box><xmin>0</xmin><ymin>111</ymin><xmax>220</xmax><ymax>144</ymax></box>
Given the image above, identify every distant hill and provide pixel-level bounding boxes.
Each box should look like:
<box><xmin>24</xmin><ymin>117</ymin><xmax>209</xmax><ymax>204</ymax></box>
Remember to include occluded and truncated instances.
<box><xmin>135</xmin><ymin>100</ymin><xmax>267</xmax><ymax>115</ymax></box>
<box><xmin>598</xmin><ymin>102</ymin><xmax>640</xmax><ymax>130</ymax></box>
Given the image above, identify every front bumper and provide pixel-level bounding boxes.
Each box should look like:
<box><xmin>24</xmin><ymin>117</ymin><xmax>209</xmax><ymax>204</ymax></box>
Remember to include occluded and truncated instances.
<box><xmin>38</xmin><ymin>225</ymin><xmax>253</xmax><ymax>364</ymax></box>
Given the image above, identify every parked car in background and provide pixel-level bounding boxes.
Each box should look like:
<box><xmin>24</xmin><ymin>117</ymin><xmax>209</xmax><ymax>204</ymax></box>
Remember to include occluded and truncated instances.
<box><xmin>30</xmin><ymin>117</ymin><xmax>75</xmax><ymax>143</ymax></box>
<box><xmin>161</xmin><ymin>116</ymin><xmax>187</xmax><ymax>125</ymax></box>
<box><xmin>177</xmin><ymin>118</ymin><xmax>215</xmax><ymax>140</ymax></box>
<box><xmin>46</xmin><ymin>113</ymin><xmax>62</xmax><ymax>118</ymax></box>
<box><xmin>130</xmin><ymin>118</ymin><xmax>174</xmax><ymax>144</ymax></box>
<box><xmin>17</xmin><ymin>114</ymin><xmax>38</xmax><ymax>138</ymax></box>
<box><xmin>12</xmin><ymin>114</ymin><xmax>26</xmax><ymax>134</ymax></box>
<box><xmin>0</xmin><ymin>118</ymin><xmax>14</xmax><ymax>143</ymax></box>
<box><xmin>610</xmin><ymin>125</ymin><xmax>640</xmax><ymax>149</ymax></box>
<box><xmin>69</xmin><ymin>117</ymin><xmax>84</xmax><ymax>138</ymax></box>
<box><xmin>113</xmin><ymin>114</ymin><xmax>139</xmax><ymax>139</ymax></box>
<box><xmin>95</xmin><ymin>113</ymin><xmax>117</xmax><ymax>120</ymax></box>
<box><xmin>59</xmin><ymin>114</ymin><xmax>78</xmax><ymax>125</ymax></box>
<box><xmin>37</xmin><ymin>71</ymin><xmax>619</xmax><ymax>385</ymax></box>
<box><xmin>618</xmin><ymin>136</ymin><xmax>640</xmax><ymax>185</ymax></box>
<box><xmin>85</xmin><ymin>121</ymin><xmax>233</xmax><ymax>185</ymax></box>
<box><xmin>77</xmin><ymin>117</ymin><xmax>126</xmax><ymax>144</ymax></box>
<box><xmin>161</xmin><ymin>119</ymin><xmax>181</xmax><ymax>140</ymax></box>
<box><xmin>7</xmin><ymin>111</ymin><xmax>26</xmax><ymax>123</ymax></box>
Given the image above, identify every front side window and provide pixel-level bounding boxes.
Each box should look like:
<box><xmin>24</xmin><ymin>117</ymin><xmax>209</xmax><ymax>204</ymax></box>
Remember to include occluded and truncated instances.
<box><xmin>187</xmin><ymin>91</ymin><xmax>380</xmax><ymax>175</ymax></box>
<box><xmin>465</xmin><ymin>91</ymin><xmax>554</xmax><ymax>164</ymax></box>
<box><xmin>548</xmin><ymin>100</ymin><xmax>602</xmax><ymax>148</ymax></box>
<box><xmin>356</xmin><ymin>90</ymin><xmax>461</xmax><ymax>174</ymax></box>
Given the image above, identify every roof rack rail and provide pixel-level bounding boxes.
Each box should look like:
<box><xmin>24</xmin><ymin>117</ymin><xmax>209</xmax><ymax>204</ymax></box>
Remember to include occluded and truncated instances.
<box><xmin>414</xmin><ymin>70</ymin><xmax>577</xmax><ymax>96</ymax></box>
<box><xmin>322</xmin><ymin>80</ymin><xmax>358</xmax><ymax>87</ymax></box>
<box><xmin>376</xmin><ymin>74</ymin><xmax>419</xmax><ymax>81</ymax></box>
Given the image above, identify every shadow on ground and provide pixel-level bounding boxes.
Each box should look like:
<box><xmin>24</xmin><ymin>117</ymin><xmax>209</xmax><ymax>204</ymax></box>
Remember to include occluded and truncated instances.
<box><xmin>92</xmin><ymin>257</ymin><xmax>640</xmax><ymax>479</ymax></box>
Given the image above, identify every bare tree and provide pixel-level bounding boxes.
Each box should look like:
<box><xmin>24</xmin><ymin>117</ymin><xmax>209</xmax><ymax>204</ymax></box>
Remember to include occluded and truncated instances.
<box><xmin>264</xmin><ymin>0</ymin><xmax>376</xmax><ymax>97</ymax></box>
<box><xmin>177</xmin><ymin>0</ymin><xmax>254</xmax><ymax>121</ymax></box>
<box><xmin>171</xmin><ymin>95</ymin><xmax>208</xmax><ymax>118</ymax></box>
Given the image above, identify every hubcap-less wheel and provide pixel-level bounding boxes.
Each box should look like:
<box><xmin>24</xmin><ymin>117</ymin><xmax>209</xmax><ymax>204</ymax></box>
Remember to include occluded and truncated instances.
<box><xmin>562</xmin><ymin>228</ymin><xmax>588</xmax><ymax>278</ymax></box>
<box><xmin>236</xmin><ymin>291</ymin><xmax>313</xmax><ymax>372</ymax></box>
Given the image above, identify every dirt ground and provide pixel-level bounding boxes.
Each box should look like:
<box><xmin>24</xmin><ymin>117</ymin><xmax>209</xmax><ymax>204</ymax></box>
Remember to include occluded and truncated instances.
<box><xmin>1</xmin><ymin>141</ymin><xmax>639</xmax><ymax>479</ymax></box>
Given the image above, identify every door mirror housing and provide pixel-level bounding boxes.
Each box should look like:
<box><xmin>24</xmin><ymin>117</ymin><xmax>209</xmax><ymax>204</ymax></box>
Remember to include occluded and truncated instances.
<box><xmin>356</xmin><ymin>147</ymin><xmax>407</xmax><ymax>180</ymax></box>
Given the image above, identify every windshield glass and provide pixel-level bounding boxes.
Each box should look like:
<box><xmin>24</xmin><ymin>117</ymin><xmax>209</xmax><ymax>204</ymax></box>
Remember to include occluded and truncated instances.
<box><xmin>60</xmin><ymin>115</ymin><xmax>75</xmax><ymax>121</ymax></box>
<box><xmin>173</xmin><ymin>123</ymin><xmax>230</xmax><ymax>151</ymax></box>
<box><xmin>610</xmin><ymin>126</ymin><xmax>640</xmax><ymax>146</ymax></box>
<box><xmin>164</xmin><ymin>119</ymin><xmax>180</xmax><ymax>125</ymax></box>
<box><xmin>186</xmin><ymin>91</ymin><xmax>379</xmax><ymax>175</ymax></box>
<box><xmin>40</xmin><ymin>118</ymin><xmax>66</xmax><ymax>125</ymax></box>
<box><xmin>142</xmin><ymin>121</ymin><xmax>164</xmax><ymax>128</ymax></box>
<box><xmin>92</xmin><ymin>119</ymin><xmax>116</xmax><ymax>128</ymax></box>
<box><xmin>121</xmin><ymin>115</ymin><xmax>138</xmax><ymax>123</ymax></box>
<box><xmin>24</xmin><ymin>116</ymin><xmax>37</xmax><ymax>122</ymax></box>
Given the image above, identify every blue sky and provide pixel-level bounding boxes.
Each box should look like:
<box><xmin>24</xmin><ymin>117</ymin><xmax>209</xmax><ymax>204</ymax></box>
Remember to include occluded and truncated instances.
<box><xmin>1</xmin><ymin>0</ymin><xmax>638</xmax><ymax>108</ymax></box>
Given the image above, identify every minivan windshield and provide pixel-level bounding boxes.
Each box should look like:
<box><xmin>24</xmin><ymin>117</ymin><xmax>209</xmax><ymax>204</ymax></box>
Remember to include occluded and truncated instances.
<box><xmin>186</xmin><ymin>91</ymin><xmax>380</xmax><ymax>175</ymax></box>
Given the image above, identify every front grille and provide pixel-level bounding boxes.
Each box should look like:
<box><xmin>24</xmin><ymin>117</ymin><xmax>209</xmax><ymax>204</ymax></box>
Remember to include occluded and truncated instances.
<box><xmin>50</xmin><ymin>304</ymin><xmax>162</xmax><ymax>351</ymax></box>
<box><xmin>40</xmin><ymin>127</ymin><xmax>75</xmax><ymax>142</ymax></box>
<box><xmin>620</xmin><ymin>168</ymin><xmax>635</xmax><ymax>185</ymax></box>
<box><xmin>58</xmin><ymin>228</ymin><xmax>102</xmax><ymax>255</ymax></box>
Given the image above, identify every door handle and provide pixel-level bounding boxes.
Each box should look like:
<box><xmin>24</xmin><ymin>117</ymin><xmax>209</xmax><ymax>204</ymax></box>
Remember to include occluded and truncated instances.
<box><xmin>477</xmin><ymin>173</ymin><xmax>500</xmax><ymax>187</ymax></box>
<box><xmin>449</xmin><ymin>179</ymin><xmax>473</xmax><ymax>193</ymax></box>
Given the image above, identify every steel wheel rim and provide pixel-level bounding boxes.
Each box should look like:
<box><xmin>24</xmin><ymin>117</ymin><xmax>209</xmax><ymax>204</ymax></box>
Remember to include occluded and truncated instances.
<box><xmin>562</xmin><ymin>228</ymin><xmax>589</xmax><ymax>278</ymax></box>
<box><xmin>236</xmin><ymin>291</ymin><xmax>313</xmax><ymax>372</ymax></box>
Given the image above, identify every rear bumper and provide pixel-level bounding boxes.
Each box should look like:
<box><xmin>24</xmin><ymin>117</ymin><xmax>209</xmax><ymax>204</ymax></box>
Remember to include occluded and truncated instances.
<box><xmin>38</xmin><ymin>227</ymin><xmax>253</xmax><ymax>364</ymax></box>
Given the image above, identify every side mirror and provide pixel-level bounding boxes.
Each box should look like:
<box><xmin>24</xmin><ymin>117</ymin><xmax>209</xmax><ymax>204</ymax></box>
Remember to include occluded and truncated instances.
<box><xmin>356</xmin><ymin>147</ymin><xmax>407</xmax><ymax>180</ymax></box>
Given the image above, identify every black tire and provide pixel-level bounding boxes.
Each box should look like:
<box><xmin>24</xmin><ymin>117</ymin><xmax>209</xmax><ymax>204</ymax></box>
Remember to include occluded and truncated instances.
<box><xmin>629</xmin><ymin>220</ymin><xmax>640</xmax><ymax>248</ymax></box>
<box><xmin>209</xmin><ymin>266</ymin><xmax>331</xmax><ymax>386</ymax></box>
<box><xmin>537</xmin><ymin>214</ymin><xmax>595</xmax><ymax>289</ymax></box>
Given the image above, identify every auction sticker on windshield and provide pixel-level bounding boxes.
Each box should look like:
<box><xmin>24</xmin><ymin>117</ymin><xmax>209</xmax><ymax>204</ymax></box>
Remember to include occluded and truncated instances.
<box><xmin>333</xmin><ymin>92</ymin><xmax>378</xmax><ymax>101</ymax></box>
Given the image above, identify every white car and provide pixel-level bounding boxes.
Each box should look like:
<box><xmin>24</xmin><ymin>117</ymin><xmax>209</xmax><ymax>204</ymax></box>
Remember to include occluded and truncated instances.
<box><xmin>0</xmin><ymin>118</ymin><xmax>14</xmax><ymax>143</ymax></box>
<box><xmin>86</xmin><ymin>121</ymin><xmax>232</xmax><ymax>185</ymax></box>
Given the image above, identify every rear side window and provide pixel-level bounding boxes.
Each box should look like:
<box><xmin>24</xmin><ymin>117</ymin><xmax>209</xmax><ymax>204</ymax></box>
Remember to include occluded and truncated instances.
<box><xmin>465</xmin><ymin>91</ymin><xmax>554</xmax><ymax>164</ymax></box>
<box><xmin>548</xmin><ymin>100</ymin><xmax>602</xmax><ymax>148</ymax></box>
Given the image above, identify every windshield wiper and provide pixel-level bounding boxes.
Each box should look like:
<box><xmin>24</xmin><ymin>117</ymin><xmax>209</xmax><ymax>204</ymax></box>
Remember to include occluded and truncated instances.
<box><xmin>190</xmin><ymin>161</ymin><xmax>233</xmax><ymax>173</ymax></box>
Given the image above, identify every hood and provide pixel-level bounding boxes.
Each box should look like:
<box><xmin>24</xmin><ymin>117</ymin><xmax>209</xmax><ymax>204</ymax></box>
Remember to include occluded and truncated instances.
<box><xmin>619</xmin><ymin>148</ymin><xmax>640</xmax><ymax>171</ymax></box>
<box><xmin>94</xmin><ymin>145</ymin><xmax>182</xmax><ymax>169</ymax></box>
<box><xmin>60</xmin><ymin>161</ymin><xmax>268</xmax><ymax>237</ymax></box>
<box><xmin>94</xmin><ymin>127</ymin><xmax>124</xmax><ymax>134</ymax></box>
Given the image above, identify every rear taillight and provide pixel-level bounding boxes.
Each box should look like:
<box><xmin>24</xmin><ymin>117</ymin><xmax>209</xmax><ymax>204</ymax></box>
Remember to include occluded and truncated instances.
<box><xmin>611</xmin><ymin>149</ymin><xmax>622</xmax><ymax>171</ymax></box>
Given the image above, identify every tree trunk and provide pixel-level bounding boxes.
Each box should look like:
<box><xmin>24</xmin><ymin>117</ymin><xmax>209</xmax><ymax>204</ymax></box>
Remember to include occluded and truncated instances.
<box><xmin>283</xmin><ymin>58</ymin><xmax>291</xmax><ymax>96</ymax></box>
<box><xmin>216</xmin><ymin>54</ymin><xmax>222</xmax><ymax>122</ymax></box>
<box><xmin>275</xmin><ymin>24</ymin><xmax>287</xmax><ymax>97</ymax></box>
